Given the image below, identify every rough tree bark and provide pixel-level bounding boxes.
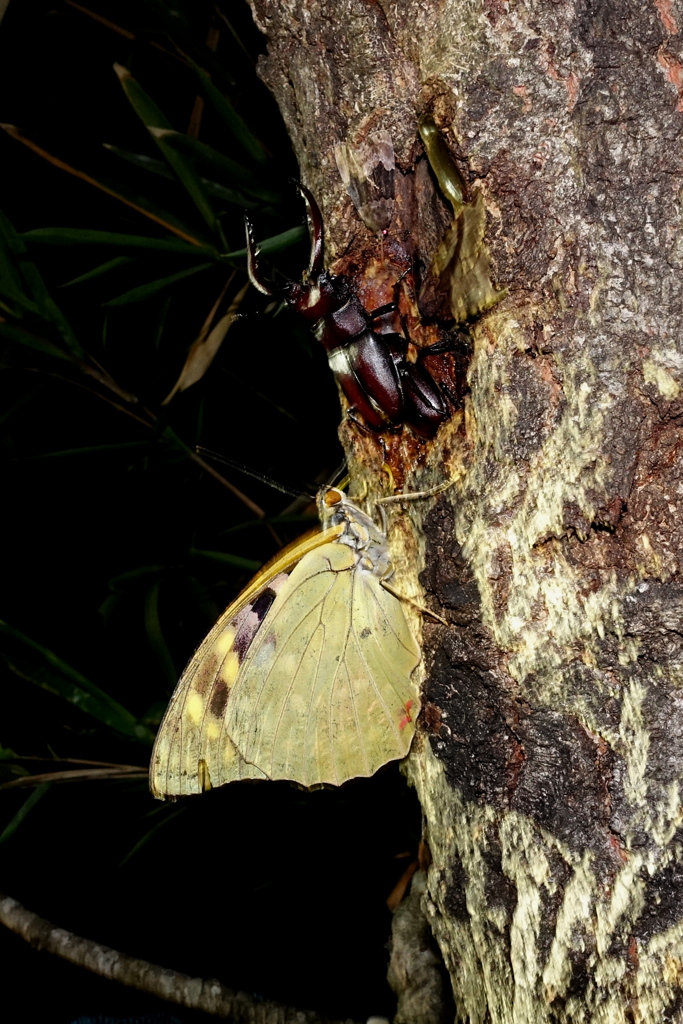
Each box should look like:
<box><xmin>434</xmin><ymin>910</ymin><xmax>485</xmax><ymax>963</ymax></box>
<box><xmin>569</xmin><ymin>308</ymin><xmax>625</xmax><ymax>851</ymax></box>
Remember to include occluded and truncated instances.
<box><xmin>247</xmin><ymin>0</ymin><xmax>683</xmax><ymax>1021</ymax></box>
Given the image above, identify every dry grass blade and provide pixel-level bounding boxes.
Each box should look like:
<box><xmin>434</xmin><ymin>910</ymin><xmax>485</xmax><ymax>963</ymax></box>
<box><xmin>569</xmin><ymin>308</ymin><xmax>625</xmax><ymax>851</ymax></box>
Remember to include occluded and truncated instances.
<box><xmin>0</xmin><ymin>125</ymin><xmax>207</xmax><ymax>247</ymax></box>
<box><xmin>163</xmin><ymin>279</ymin><xmax>248</xmax><ymax>404</ymax></box>
<box><xmin>1</xmin><ymin>767</ymin><xmax>147</xmax><ymax>789</ymax></box>
<box><xmin>63</xmin><ymin>0</ymin><xmax>135</xmax><ymax>40</ymax></box>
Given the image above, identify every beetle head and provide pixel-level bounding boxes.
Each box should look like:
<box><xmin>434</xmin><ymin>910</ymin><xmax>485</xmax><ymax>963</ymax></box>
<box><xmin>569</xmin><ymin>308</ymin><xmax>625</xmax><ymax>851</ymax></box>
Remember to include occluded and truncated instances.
<box><xmin>284</xmin><ymin>271</ymin><xmax>348</xmax><ymax>322</ymax></box>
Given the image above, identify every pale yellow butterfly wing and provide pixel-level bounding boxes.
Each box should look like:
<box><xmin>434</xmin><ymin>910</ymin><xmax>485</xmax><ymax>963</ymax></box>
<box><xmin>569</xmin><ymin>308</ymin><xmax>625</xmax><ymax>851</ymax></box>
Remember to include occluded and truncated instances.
<box><xmin>225</xmin><ymin>542</ymin><xmax>421</xmax><ymax>788</ymax></box>
<box><xmin>150</xmin><ymin>527</ymin><xmax>346</xmax><ymax>798</ymax></box>
<box><xmin>150</xmin><ymin>603</ymin><xmax>268</xmax><ymax>797</ymax></box>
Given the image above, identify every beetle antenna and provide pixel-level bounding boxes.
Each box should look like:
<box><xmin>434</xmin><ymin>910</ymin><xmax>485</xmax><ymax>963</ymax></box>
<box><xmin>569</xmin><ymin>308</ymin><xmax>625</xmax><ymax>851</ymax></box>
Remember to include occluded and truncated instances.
<box><xmin>296</xmin><ymin>181</ymin><xmax>325</xmax><ymax>278</ymax></box>
<box><xmin>196</xmin><ymin>447</ymin><xmax>315</xmax><ymax>500</ymax></box>
<box><xmin>244</xmin><ymin>214</ymin><xmax>278</xmax><ymax>297</ymax></box>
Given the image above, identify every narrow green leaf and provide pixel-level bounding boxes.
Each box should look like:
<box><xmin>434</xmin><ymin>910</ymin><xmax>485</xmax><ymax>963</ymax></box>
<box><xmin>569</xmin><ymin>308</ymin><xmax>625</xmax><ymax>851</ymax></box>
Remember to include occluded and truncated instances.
<box><xmin>61</xmin><ymin>256</ymin><xmax>136</xmax><ymax>288</ymax></box>
<box><xmin>0</xmin><ymin>621</ymin><xmax>154</xmax><ymax>743</ymax></box>
<box><xmin>201</xmin><ymin>181</ymin><xmax>261</xmax><ymax>209</ymax></box>
<box><xmin>104</xmin><ymin>145</ymin><xmax>266</xmax><ymax>208</ymax></box>
<box><xmin>0</xmin><ymin>278</ymin><xmax>42</xmax><ymax>316</ymax></box>
<box><xmin>0</xmin><ymin>323</ymin><xmax>74</xmax><ymax>361</ymax></box>
<box><xmin>112</xmin><ymin>62</ymin><xmax>172</xmax><ymax>128</ymax></box>
<box><xmin>22</xmin><ymin>441</ymin><xmax>151</xmax><ymax>459</ymax></box>
<box><xmin>104</xmin><ymin>144</ymin><xmax>173</xmax><ymax>179</ymax></box>
<box><xmin>107</xmin><ymin>565</ymin><xmax>166</xmax><ymax>590</ymax></box>
<box><xmin>144</xmin><ymin>579</ymin><xmax>178</xmax><ymax>691</ymax></box>
<box><xmin>22</xmin><ymin>228</ymin><xmax>214</xmax><ymax>256</ymax></box>
<box><xmin>150</xmin><ymin>132</ymin><xmax>281</xmax><ymax>202</ymax></box>
<box><xmin>139</xmin><ymin>0</ymin><xmax>189</xmax><ymax>32</ymax></box>
<box><xmin>189</xmin><ymin>548</ymin><xmax>262</xmax><ymax>572</ymax></box>
<box><xmin>223</xmin><ymin>225</ymin><xmax>306</xmax><ymax>260</ymax></box>
<box><xmin>192</xmin><ymin>63</ymin><xmax>268</xmax><ymax>166</ymax></box>
<box><xmin>103</xmin><ymin>262</ymin><xmax>214</xmax><ymax>307</ymax></box>
<box><xmin>0</xmin><ymin>783</ymin><xmax>51</xmax><ymax>846</ymax></box>
<box><xmin>0</xmin><ymin>224</ymin><xmax>29</xmax><ymax>307</ymax></box>
<box><xmin>1</xmin><ymin>124</ymin><xmax>214</xmax><ymax>248</ymax></box>
<box><xmin>119</xmin><ymin>804</ymin><xmax>186</xmax><ymax>866</ymax></box>
<box><xmin>0</xmin><ymin>210</ymin><xmax>83</xmax><ymax>357</ymax></box>
<box><xmin>114</xmin><ymin>64</ymin><xmax>217</xmax><ymax>232</ymax></box>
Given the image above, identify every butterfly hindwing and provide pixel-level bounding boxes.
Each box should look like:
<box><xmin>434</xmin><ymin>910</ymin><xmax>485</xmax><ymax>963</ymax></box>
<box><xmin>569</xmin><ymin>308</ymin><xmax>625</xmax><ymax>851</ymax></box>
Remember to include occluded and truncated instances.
<box><xmin>150</xmin><ymin>489</ymin><xmax>422</xmax><ymax>797</ymax></box>
<box><xmin>224</xmin><ymin>542</ymin><xmax>421</xmax><ymax>788</ymax></box>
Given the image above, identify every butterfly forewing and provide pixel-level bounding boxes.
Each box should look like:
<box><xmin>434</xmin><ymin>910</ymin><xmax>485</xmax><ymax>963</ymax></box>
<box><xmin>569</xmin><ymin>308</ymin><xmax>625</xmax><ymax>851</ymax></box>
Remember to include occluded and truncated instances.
<box><xmin>150</xmin><ymin>489</ymin><xmax>422</xmax><ymax>796</ymax></box>
<box><xmin>225</xmin><ymin>542</ymin><xmax>421</xmax><ymax>788</ymax></box>
<box><xmin>150</xmin><ymin>594</ymin><xmax>273</xmax><ymax>796</ymax></box>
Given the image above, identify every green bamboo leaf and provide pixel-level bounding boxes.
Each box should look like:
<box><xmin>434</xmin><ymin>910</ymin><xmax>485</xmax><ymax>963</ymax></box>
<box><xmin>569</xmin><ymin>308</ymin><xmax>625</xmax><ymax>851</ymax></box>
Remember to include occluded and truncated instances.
<box><xmin>144</xmin><ymin>578</ymin><xmax>178</xmax><ymax>691</ymax></box>
<box><xmin>191</xmin><ymin>62</ymin><xmax>267</xmax><ymax>166</ymax></box>
<box><xmin>0</xmin><ymin>783</ymin><xmax>51</xmax><ymax>846</ymax></box>
<box><xmin>189</xmin><ymin>548</ymin><xmax>262</xmax><ymax>572</ymax></box>
<box><xmin>203</xmin><ymin>181</ymin><xmax>261</xmax><ymax>209</ymax></box>
<box><xmin>150</xmin><ymin>132</ymin><xmax>281</xmax><ymax>202</ymax></box>
<box><xmin>107</xmin><ymin>565</ymin><xmax>166</xmax><ymax>590</ymax></box>
<box><xmin>114</xmin><ymin>64</ymin><xmax>217</xmax><ymax>232</ymax></box>
<box><xmin>0</xmin><ymin>621</ymin><xmax>154</xmax><ymax>743</ymax></box>
<box><xmin>0</xmin><ymin>223</ymin><xmax>29</xmax><ymax>306</ymax></box>
<box><xmin>0</xmin><ymin>278</ymin><xmax>42</xmax><ymax>316</ymax></box>
<box><xmin>103</xmin><ymin>144</ymin><xmax>173</xmax><ymax>179</ymax></box>
<box><xmin>139</xmin><ymin>0</ymin><xmax>189</xmax><ymax>33</ymax></box>
<box><xmin>0</xmin><ymin>210</ymin><xmax>83</xmax><ymax>357</ymax></box>
<box><xmin>21</xmin><ymin>228</ymin><xmax>215</xmax><ymax>256</ymax></box>
<box><xmin>180</xmin><ymin>574</ymin><xmax>219</xmax><ymax>632</ymax></box>
<box><xmin>0</xmin><ymin>323</ymin><xmax>75</xmax><ymax>361</ymax></box>
<box><xmin>1</xmin><ymin>124</ymin><xmax>213</xmax><ymax>248</ymax></box>
<box><xmin>113</xmin><ymin>63</ymin><xmax>172</xmax><ymax>128</ymax></box>
<box><xmin>104</xmin><ymin>145</ymin><xmax>265</xmax><ymax>208</ymax></box>
<box><xmin>223</xmin><ymin>225</ymin><xmax>306</xmax><ymax>260</ymax></box>
<box><xmin>60</xmin><ymin>256</ymin><xmax>136</xmax><ymax>288</ymax></box>
<box><xmin>119</xmin><ymin>804</ymin><xmax>186</xmax><ymax>866</ymax></box>
<box><xmin>22</xmin><ymin>441</ymin><xmax>151</xmax><ymax>459</ymax></box>
<box><xmin>103</xmin><ymin>262</ymin><xmax>214</xmax><ymax>307</ymax></box>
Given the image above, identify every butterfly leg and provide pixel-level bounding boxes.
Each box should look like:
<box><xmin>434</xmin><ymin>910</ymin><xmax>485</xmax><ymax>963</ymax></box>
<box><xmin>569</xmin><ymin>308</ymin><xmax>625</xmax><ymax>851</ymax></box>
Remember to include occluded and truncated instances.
<box><xmin>379</xmin><ymin>577</ymin><xmax>448</xmax><ymax>626</ymax></box>
<box><xmin>375</xmin><ymin>478</ymin><xmax>457</xmax><ymax>506</ymax></box>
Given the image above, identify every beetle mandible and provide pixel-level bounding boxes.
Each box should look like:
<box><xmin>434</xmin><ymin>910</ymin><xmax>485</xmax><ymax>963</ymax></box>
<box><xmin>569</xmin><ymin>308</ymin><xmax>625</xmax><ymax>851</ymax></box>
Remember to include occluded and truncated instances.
<box><xmin>244</xmin><ymin>184</ymin><xmax>450</xmax><ymax>439</ymax></box>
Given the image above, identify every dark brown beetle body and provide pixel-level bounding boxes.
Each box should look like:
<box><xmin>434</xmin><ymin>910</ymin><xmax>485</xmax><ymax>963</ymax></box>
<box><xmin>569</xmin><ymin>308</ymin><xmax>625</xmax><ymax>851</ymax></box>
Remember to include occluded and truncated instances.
<box><xmin>245</xmin><ymin>185</ymin><xmax>449</xmax><ymax>438</ymax></box>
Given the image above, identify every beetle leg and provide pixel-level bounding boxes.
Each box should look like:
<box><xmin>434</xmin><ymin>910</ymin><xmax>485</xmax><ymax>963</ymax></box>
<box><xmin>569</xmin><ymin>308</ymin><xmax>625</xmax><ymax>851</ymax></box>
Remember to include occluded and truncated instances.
<box><xmin>296</xmin><ymin>182</ymin><xmax>325</xmax><ymax>279</ymax></box>
<box><xmin>244</xmin><ymin>214</ymin><xmax>278</xmax><ymax>297</ymax></box>
<box><xmin>368</xmin><ymin>300</ymin><xmax>398</xmax><ymax>322</ymax></box>
<box><xmin>367</xmin><ymin>265</ymin><xmax>412</xmax><ymax>323</ymax></box>
<box><xmin>347</xmin><ymin>408</ymin><xmax>382</xmax><ymax>435</ymax></box>
<box><xmin>416</xmin><ymin>337</ymin><xmax>455</xmax><ymax>358</ymax></box>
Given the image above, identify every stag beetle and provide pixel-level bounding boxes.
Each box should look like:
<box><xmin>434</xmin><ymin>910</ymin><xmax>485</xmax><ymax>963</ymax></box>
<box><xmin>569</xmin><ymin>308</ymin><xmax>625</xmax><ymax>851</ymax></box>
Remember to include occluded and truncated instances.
<box><xmin>244</xmin><ymin>185</ymin><xmax>450</xmax><ymax>438</ymax></box>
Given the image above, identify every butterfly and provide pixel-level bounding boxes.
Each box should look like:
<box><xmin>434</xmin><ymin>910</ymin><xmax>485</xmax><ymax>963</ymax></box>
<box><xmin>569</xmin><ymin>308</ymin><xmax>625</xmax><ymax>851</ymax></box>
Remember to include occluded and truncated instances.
<box><xmin>150</xmin><ymin>486</ymin><xmax>421</xmax><ymax>795</ymax></box>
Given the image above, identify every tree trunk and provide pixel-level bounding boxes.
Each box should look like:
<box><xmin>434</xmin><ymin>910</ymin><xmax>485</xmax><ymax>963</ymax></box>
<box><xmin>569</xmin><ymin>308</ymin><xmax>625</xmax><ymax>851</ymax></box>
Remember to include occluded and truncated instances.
<box><xmin>247</xmin><ymin>0</ymin><xmax>683</xmax><ymax>1020</ymax></box>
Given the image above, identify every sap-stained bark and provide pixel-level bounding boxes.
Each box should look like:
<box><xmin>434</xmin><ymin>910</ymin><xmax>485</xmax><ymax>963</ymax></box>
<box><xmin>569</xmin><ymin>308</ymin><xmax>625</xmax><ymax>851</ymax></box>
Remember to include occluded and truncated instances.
<box><xmin>249</xmin><ymin>0</ymin><xmax>683</xmax><ymax>1020</ymax></box>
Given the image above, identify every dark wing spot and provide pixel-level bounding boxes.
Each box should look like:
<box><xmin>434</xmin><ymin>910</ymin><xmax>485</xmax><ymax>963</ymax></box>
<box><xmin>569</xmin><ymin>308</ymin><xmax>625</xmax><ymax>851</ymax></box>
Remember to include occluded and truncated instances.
<box><xmin>359</xmin><ymin>626</ymin><xmax>372</xmax><ymax>640</ymax></box>
<box><xmin>209</xmin><ymin>679</ymin><xmax>229</xmax><ymax>718</ymax></box>
<box><xmin>233</xmin><ymin>590</ymin><xmax>278</xmax><ymax>660</ymax></box>
<box><xmin>194</xmin><ymin>652</ymin><xmax>219</xmax><ymax>695</ymax></box>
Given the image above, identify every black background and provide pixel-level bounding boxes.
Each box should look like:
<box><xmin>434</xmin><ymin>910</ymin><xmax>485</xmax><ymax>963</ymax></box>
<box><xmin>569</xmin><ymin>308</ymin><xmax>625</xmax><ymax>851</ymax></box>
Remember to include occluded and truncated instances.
<box><xmin>0</xmin><ymin>2</ymin><xmax>422</xmax><ymax>1022</ymax></box>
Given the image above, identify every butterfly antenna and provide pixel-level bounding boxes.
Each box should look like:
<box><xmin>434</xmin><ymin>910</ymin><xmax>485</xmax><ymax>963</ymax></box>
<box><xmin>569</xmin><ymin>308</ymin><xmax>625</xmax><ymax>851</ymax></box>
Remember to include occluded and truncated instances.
<box><xmin>196</xmin><ymin>447</ymin><xmax>314</xmax><ymax>500</ymax></box>
<box><xmin>327</xmin><ymin>459</ymin><xmax>349</xmax><ymax>489</ymax></box>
